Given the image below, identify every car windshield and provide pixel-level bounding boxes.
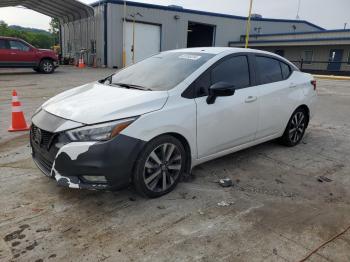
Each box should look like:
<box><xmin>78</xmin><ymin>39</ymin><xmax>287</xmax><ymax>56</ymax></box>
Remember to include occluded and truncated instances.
<box><xmin>110</xmin><ymin>52</ymin><xmax>215</xmax><ymax>91</ymax></box>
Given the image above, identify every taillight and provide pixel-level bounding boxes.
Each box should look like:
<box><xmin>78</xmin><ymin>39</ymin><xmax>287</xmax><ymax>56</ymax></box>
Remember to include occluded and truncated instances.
<box><xmin>311</xmin><ymin>80</ymin><xmax>317</xmax><ymax>90</ymax></box>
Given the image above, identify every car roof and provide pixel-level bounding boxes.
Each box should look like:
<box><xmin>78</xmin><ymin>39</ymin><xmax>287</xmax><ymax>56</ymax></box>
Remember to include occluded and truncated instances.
<box><xmin>167</xmin><ymin>47</ymin><xmax>298</xmax><ymax>70</ymax></box>
<box><xmin>0</xmin><ymin>36</ymin><xmax>21</xmax><ymax>41</ymax></box>
<box><xmin>169</xmin><ymin>47</ymin><xmax>278</xmax><ymax>56</ymax></box>
<box><xmin>169</xmin><ymin>47</ymin><xmax>235</xmax><ymax>55</ymax></box>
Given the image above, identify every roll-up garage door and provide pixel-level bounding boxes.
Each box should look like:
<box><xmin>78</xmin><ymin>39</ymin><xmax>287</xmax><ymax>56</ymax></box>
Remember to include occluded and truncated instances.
<box><xmin>125</xmin><ymin>22</ymin><xmax>161</xmax><ymax>66</ymax></box>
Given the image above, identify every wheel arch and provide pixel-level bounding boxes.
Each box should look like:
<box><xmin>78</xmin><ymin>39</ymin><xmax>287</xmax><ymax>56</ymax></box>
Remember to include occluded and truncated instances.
<box><xmin>282</xmin><ymin>104</ymin><xmax>311</xmax><ymax>137</ymax></box>
<box><xmin>142</xmin><ymin>132</ymin><xmax>192</xmax><ymax>175</ymax></box>
<box><xmin>39</xmin><ymin>57</ymin><xmax>55</xmax><ymax>64</ymax></box>
<box><xmin>295</xmin><ymin>104</ymin><xmax>310</xmax><ymax>127</ymax></box>
<box><xmin>165</xmin><ymin>132</ymin><xmax>192</xmax><ymax>174</ymax></box>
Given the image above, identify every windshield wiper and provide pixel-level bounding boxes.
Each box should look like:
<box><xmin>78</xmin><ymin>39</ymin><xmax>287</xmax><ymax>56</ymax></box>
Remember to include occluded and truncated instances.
<box><xmin>112</xmin><ymin>82</ymin><xmax>152</xmax><ymax>91</ymax></box>
<box><xmin>99</xmin><ymin>74</ymin><xmax>114</xmax><ymax>84</ymax></box>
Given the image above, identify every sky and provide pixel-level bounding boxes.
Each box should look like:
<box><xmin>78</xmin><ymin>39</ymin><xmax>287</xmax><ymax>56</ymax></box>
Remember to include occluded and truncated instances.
<box><xmin>0</xmin><ymin>0</ymin><xmax>349</xmax><ymax>31</ymax></box>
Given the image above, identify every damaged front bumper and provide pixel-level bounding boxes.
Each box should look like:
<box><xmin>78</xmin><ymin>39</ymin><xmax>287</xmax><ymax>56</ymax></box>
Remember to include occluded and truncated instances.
<box><xmin>30</xmin><ymin>112</ymin><xmax>146</xmax><ymax>191</ymax></box>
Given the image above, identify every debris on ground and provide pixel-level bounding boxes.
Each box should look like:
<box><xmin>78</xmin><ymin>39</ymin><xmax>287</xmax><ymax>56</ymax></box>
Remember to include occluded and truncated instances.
<box><xmin>4</xmin><ymin>225</ymin><xmax>29</xmax><ymax>242</ymax></box>
<box><xmin>275</xmin><ymin>179</ymin><xmax>284</xmax><ymax>184</ymax></box>
<box><xmin>218</xmin><ymin>178</ymin><xmax>233</xmax><ymax>187</ymax></box>
<box><xmin>61</xmin><ymin>227</ymin><xmax>73</xmax><ymax>233</ymax></box>
<box><xmin>317</xmin><ymin>176</ymin><xmax>333</xmax><ymax>183</ymax></box>
<box><xmin>179</xmin><ymin>192</ymin><xmax>188</xmax><ymax>199</ymax></box>
<box><xmin>157</xmin><ymin>205</ymin><xmax>166</xmax><ymax>210</ymax></box>
<box><xmin>36</xmin><ymin>228</ymin><xmax>51</xmax><ymax>233</ymax></box>
<box><xmin>198</xmin><ymin>209</ymin><xmax>204</xmax><ymax>215</ymax></box>
<box><xmin>31</xmin><ymin>208</ymin><xmax>44</xmax><ymax>213</ymax></box>
<box><xmin>217</xmin><ymin>201</ymin><xmax>234</xmax><ymax>207</ymax></box>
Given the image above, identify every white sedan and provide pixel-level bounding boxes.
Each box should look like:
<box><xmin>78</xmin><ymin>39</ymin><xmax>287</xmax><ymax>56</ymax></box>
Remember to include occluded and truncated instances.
<box><xmin>30</xmin><ymin>47</ymin><xmax>317</xmax><ymax>198</ymax></box>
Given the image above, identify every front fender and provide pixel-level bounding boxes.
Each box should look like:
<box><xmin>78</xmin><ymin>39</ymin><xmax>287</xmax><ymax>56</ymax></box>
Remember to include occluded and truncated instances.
<box><xmin>121</xmin><ymin>96</ymin><xmax>197</xmax><ymax>161</ymax></box>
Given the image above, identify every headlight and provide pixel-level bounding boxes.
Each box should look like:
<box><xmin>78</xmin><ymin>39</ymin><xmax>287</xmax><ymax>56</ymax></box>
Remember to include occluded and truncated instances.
<box><xmin>66</xmin><ymin>117</ymin><xmax>137</xmax><ymax>141</ymax></box>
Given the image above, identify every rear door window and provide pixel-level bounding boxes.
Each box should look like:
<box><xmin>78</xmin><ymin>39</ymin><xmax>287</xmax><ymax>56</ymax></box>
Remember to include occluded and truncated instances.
<box><xmin>256</xmin><ymin>56</ymin><xmax>283</xmax><ymax>85</ymax></box>
<box><xmin>0</xmin><ymin>39</ymin><xmax>8</xmax><ymax>49</ymax></box>
<box><xmin>280</xmin><ymin>62</ymin><xmax>292</xmax><ymax>80</ymax></box>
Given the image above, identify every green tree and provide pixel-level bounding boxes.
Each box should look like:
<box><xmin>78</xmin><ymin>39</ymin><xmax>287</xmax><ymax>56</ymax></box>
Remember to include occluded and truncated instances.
<box><xmin>0</xmin><ymin>20</ymin><xmax>55</xmax><ymax>49</ymax></box>
<box><xmin>0</xmin><ymin>20</ymin><xmax>10</xmax><ymax>35</ymax></box>
<box><xmin>49</xmin><ymin>18</ymin><xmax>60</xmax><ymax>45</ymax></box>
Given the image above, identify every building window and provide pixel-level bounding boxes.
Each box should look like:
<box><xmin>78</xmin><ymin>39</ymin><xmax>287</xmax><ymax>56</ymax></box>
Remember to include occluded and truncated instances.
<box><xmin>303</xmin><ymin>50</ymin><xmax>313</xmax><ymax>64</ymax></box>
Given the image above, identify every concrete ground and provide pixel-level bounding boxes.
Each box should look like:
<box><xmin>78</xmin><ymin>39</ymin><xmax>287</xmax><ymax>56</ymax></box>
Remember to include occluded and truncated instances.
<box><xmin>0</xmin><ymin>66</ymin><xmax>350</xmax><ymax>262</ymax></box>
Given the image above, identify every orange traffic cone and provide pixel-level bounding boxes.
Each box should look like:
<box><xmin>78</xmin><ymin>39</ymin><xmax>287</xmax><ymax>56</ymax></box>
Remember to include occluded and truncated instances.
<box><xmin>78</xmin><ymin>58</ymin><xmax>85</xmax><ymax>68</ymax></box>
<box><xmin>8</xmin><ymin>90</ymin><xmax>30</xmax><ymax>132</ymax></box>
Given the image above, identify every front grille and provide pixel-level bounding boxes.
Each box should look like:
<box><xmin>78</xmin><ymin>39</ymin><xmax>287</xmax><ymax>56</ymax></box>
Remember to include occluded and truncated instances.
<box><xmin>33</xmin><ymin>151</ymin><xmax>54</xmax><ymax>176</ymax></box>
<box><xmin>31</xmin><ymin>125</ymin><xmax>55</xmax><ymax>148</ymax></box>
<box><xmin>30</xmin><ymin>124</ymin><xmax>58</xmax><ymax>176</ymax></box>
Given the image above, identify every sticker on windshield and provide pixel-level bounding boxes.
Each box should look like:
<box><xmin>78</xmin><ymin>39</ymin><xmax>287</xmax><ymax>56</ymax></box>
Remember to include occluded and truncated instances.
<box><xmin>179</xmin><ymin>54</ymin><xmax>202</xmax><ymax>60</ymax></box>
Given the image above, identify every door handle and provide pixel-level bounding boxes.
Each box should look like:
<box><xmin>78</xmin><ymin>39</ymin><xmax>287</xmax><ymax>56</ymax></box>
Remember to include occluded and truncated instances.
<box><xmin>245</xmin><ymin>96</ymin><xmax>257</xmax><ymax>103</ymax></box>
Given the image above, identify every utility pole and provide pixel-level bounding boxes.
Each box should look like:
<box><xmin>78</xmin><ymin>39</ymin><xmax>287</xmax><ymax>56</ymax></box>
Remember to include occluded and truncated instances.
<box><xmin>122</xmin><ymin>1</ymin><xmax>126</xmax><ymax>67</ymax></box>
<box><xmin>245</xmin><ymin>0</ymin><xmax>254</xmax><ymax>48</ymax></box>
<box><xmin>296</xmin><ymin>0</ymin><xmax>301</xmax><ymax>19</ymax></box>
<box><xmin>132</xmin><ymin>15</ymin><xmax>135</xmax><ymax>64</ymax></box>
<box><xmin>129</xmin><ymin>12</ymin><xmax>143</xmax><ymax>64</ymax></box>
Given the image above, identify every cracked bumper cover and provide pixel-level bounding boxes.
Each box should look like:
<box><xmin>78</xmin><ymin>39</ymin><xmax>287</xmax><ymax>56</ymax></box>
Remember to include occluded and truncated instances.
<box><xmin>33</xmin><ymin>134</ymin><xmax>146</xmax><ymax>190</ymax></box>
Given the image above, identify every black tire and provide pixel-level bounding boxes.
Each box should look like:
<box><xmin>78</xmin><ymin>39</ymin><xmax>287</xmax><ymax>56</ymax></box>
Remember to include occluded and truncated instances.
<box><xmin>133</xmin><ymin>135</ymin><xmax>187</xmax><ymax>198</ymax></box>
<box><xmin>33</xmin><ymin>67</ymin><xmax>40</xmax><ymax>73</ymax></box>
<box><xmin>280</xmin><ymin>108</ymin><xmax>308</xmax><ymax>147</ymax></box>
<box><xmin>39</xmin><ymin>59</ymin><xmax>55</xmax><ymax>74</ymax></box>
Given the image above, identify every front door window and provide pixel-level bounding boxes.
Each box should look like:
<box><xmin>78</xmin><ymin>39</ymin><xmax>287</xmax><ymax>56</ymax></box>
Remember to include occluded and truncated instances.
<box><xmin>9</xmin><ymin>40</ymin><xmax>30</xmax><ymax>52</ymax></box>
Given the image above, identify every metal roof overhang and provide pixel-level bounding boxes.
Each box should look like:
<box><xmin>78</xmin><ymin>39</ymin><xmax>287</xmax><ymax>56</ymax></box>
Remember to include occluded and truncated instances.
<box><xmin>229</xmin><ymin>37</ymin><xmax>350</xmax><ymax>47</ymax></box>
<box><xmin>0</xmin><ymin>0</ymin><xmax>94</xmax><ymax>23</ymax></box>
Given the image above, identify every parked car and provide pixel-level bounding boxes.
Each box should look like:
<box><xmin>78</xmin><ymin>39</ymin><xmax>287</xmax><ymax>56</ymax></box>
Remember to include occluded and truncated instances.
<box><xmin>30</xmin><ymin>47</ymin><xmax>317</xmax><ymax>197</ymax></box>
<box><xmin>0</xmin><ymin>36</ymin><xmax>58</xmax><ymax>73</ymax></box>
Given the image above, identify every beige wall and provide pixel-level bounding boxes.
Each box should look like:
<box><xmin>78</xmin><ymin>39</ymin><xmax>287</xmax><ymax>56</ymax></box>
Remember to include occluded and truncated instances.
<box><xmin>256</xmin><ymin>45</ymin><xmax>350</xmax><ymax>72</ymax></box>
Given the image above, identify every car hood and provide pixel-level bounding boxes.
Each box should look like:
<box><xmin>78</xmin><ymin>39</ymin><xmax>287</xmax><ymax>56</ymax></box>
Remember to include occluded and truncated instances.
<box><xmin>42</xmin><ymin>82</ymin><xmax>168</xmax><ymax>124</ymax></box>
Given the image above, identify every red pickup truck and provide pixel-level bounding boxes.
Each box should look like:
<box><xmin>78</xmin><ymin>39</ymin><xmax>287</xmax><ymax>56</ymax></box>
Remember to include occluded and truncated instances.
<box><xmin>0</xmin><ymin>36</ymin><xmax>59</xmax><ymax>74</ymax></box>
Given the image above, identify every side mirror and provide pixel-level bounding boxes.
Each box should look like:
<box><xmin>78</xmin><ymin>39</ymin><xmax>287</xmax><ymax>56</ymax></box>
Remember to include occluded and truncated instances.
<box><xmin>206</xmin><ymin>82</ymin><xmax>235</xmax><ymax>104</ymax></box>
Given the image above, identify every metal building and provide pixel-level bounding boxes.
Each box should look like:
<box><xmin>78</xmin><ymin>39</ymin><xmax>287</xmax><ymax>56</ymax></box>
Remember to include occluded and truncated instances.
<box><xmin>230</xmin><ymin>29</ymin><xmax>350</xmax><ymax>75</ymax></box>
<box><xmin>0</xmin><ymin>0</ymin><xmax>96</xmax><ymax>65</ymax></box>
<box><xmin>60</xmin><ymin>0</ymin><xmax>324</xmax><ymax>68</ymax></box>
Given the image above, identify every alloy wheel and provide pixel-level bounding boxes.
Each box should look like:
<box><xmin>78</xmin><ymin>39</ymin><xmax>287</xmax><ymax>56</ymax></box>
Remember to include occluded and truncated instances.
<box><xmin>289</xmin><ymin>111</ymin><xmax>306</xmax><ymax>143</ymax></box>
<box><xmin>43</xmin><ymin>62</ymin><xmax>53</xmax><ymax>73</ymax></box>
<box><xmin>143</xmin><ymin>143</ymin><xmax>182</xmax><ymax>192</ymax></box>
